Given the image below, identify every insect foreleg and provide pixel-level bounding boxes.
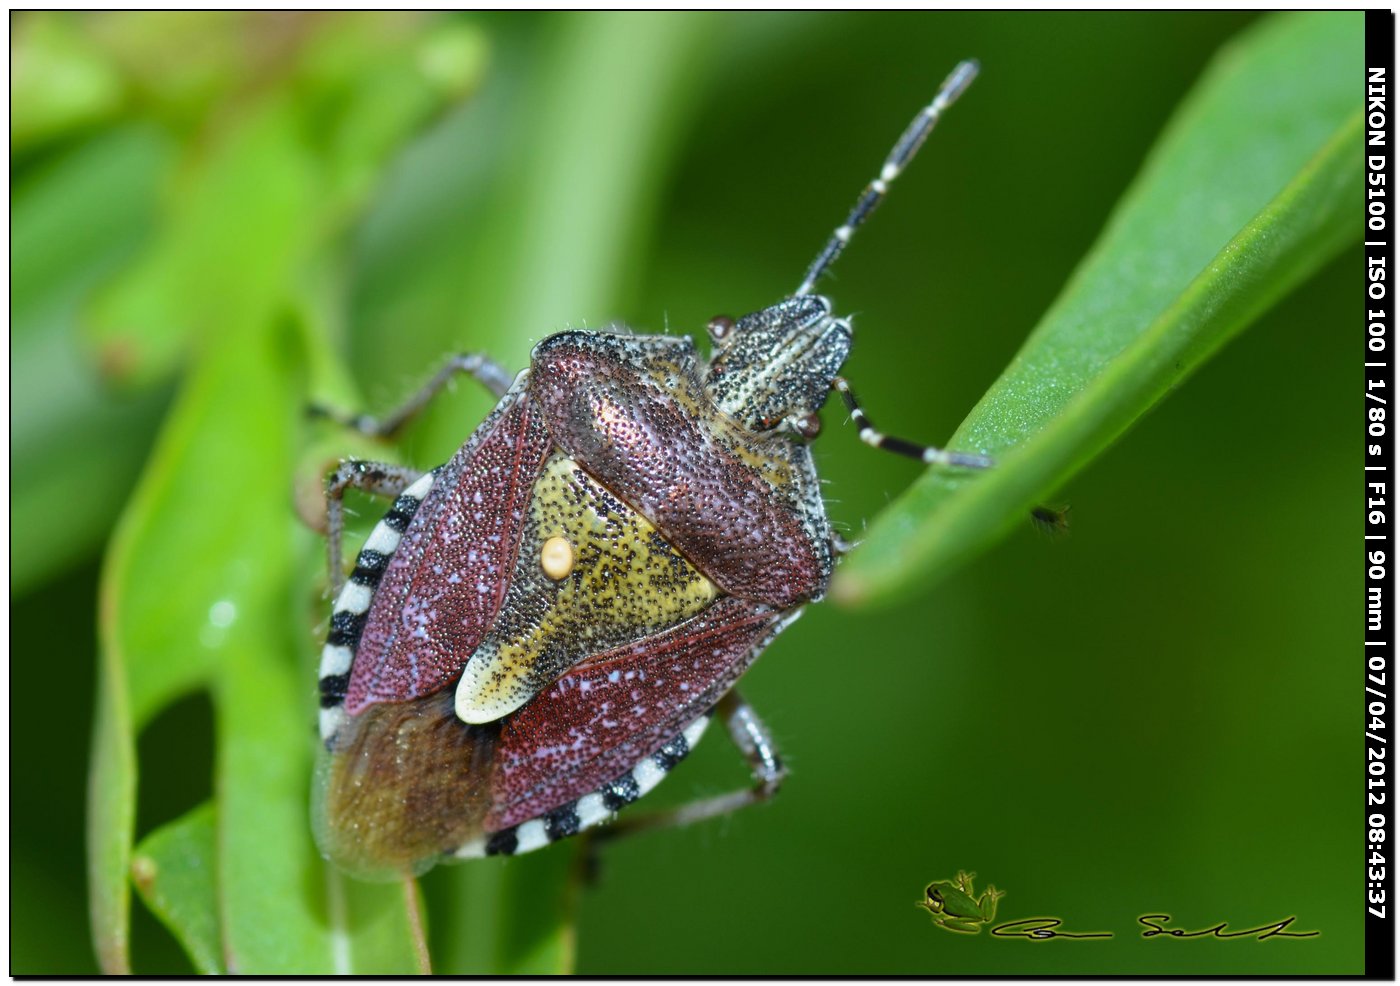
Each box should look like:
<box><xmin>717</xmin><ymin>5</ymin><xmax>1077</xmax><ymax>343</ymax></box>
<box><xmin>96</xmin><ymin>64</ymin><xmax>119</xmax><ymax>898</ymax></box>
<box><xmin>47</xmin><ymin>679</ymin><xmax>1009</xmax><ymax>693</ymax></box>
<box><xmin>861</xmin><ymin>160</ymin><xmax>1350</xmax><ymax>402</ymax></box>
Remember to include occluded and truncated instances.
<box><xmin>832</xmin><ymin>376</ymin><xmax>994</xmax><ymax>469</ymax></box>
<box><xmin>831</xmin><ymin>379</ymin><xmax>1068</xmax><ymax>529</ymax></box>
<box><xmin>311</xmin><ymin>352</ymin><xmax>516</xmax><ymax>439</ymax></box>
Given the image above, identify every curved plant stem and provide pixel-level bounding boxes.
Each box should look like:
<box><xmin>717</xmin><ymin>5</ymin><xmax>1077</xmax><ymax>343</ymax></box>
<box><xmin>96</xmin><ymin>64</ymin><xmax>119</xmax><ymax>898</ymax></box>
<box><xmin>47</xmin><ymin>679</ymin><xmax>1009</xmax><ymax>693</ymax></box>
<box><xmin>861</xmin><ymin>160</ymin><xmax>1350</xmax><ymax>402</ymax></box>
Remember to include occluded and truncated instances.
<box><xmin>403</xmin><ymin>877</ymin><xmax>432</xmax><ymax>975</ymax></box>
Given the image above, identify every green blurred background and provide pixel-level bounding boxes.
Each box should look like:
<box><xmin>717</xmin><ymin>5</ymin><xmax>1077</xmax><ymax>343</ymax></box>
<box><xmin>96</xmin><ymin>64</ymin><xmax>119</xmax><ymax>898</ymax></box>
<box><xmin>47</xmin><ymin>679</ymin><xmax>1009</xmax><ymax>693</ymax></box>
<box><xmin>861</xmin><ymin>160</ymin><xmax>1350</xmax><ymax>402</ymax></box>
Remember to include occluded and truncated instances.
<box><xmin>12</xmin><ymin>10</ymin><xmax>1361</xmax><ymax>974</ymax></box>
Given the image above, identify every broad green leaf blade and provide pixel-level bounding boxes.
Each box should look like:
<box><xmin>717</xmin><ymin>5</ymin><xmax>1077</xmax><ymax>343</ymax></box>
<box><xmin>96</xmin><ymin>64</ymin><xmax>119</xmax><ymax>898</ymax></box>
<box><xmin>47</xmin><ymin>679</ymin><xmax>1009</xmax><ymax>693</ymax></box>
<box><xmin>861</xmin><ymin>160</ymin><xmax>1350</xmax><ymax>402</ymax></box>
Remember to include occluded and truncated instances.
<box><xmin>833</xmin><ymin>11</ymin><xmax>1363</xmax><ymax>606</ymax></box>
<box><xmin>89</xmin><ymin>249</ymin><xmax>423</xmax><ymax>975</ymax></box>
<box><xmin>88</xmin><ymin>111</ymin><xmax>398</xmax><ymax>977</ymax></box>
<box><xmin>88</xmin><ymin>173</ymin><xmax>310</xmax><ymax>971</ymax></box>
<box><xmin>86</xmin><ymin>22</ymin><xmax>479</xmax><ymax>970</ymax></box>
<box><xmin>132</xmin><ymin>803</ymin><xmax>222</xmax><ymax>974</ymax></box>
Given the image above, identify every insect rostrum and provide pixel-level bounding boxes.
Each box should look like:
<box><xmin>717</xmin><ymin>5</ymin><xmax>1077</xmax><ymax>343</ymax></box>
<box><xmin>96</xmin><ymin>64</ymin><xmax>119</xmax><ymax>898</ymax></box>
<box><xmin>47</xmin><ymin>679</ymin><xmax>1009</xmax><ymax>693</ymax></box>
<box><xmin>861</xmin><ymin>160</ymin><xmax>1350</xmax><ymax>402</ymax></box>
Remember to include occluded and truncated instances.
<box><xmin>314</xmin><ymin>60</ymin><xmax>989</xmax><ymax>880</ymax></box>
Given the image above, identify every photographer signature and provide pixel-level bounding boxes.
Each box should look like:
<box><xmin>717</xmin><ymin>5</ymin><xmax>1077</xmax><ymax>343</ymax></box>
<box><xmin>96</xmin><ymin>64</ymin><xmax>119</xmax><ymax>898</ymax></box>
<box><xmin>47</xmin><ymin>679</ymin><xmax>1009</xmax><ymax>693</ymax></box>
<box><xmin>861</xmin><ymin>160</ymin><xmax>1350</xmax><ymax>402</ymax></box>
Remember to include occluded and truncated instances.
<box><xmin>987</xmin><ymin>914</ymin><xmax>1319</xmax><ymax>941</ymax></box>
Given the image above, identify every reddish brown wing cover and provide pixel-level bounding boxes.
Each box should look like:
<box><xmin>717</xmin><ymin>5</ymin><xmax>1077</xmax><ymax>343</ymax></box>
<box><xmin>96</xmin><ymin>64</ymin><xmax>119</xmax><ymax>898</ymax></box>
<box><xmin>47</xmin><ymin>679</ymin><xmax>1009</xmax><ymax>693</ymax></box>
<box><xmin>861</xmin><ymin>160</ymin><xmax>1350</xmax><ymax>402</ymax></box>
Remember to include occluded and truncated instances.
<box><xmin>485</xmin><ymin>595</ymin><xmax>783</xmax><ymax>830</ymax></box>
<box><xmin>346</xmin><ymin>392</ymin><xmax>554</xmax><ymax>714</ymax></box>
<box><xmin>531</xmin><ymin>332</ymin><xmax>824</xmax><ymax>608</ymax></box>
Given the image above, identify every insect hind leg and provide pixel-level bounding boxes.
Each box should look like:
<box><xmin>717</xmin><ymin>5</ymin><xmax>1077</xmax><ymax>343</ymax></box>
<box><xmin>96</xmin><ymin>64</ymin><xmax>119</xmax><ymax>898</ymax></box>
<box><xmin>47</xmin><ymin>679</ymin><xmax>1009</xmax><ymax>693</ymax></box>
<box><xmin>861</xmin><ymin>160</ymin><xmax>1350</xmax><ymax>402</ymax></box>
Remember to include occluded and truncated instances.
<box><xmin>310</xmin><ymin>352</ymin><xmax>515</xmax><ymax>439</ymax></box>
<box><xmin>589</xmin><ymin>689</ymin><xmax>787</xmax><ymax>848</ymax></box>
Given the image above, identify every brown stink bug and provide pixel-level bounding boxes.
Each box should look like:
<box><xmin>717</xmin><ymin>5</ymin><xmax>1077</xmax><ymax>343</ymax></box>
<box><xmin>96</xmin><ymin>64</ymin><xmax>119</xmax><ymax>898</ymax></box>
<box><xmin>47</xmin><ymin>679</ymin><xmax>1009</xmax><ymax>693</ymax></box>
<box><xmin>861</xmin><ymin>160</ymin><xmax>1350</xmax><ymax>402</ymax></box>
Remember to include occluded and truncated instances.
<box><xmin>313</xmin><ymin>61</ymin><xmax>992</xmax><ymax>879</ymax></box>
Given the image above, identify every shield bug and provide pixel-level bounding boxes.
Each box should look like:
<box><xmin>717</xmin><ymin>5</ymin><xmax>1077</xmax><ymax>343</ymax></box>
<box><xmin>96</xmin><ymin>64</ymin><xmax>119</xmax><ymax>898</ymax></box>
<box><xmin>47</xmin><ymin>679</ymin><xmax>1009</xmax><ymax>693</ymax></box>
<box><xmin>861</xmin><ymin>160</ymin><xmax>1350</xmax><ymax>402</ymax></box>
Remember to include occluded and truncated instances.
<box><xmin>313</xmin><ymin>60</ymin><xmax>992</xmax><ymax>879</ymax></box>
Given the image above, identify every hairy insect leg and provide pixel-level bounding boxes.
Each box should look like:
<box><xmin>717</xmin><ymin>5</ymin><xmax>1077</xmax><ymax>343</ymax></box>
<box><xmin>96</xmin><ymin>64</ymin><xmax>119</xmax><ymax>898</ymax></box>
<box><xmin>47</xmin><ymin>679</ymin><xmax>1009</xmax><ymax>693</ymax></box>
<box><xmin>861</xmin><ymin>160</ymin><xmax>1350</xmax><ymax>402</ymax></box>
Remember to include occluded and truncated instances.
<box><xmin>310</xmin><ymin>352</ymin><xmax>516</xmax><ymax>439</ymax></box>
<box><xmin>324</xmin><ymin>460</ymin><xmax>424</xmax><ymax>595</ymax></box>
<box><xmin>832</xmin><ymin>376</ymin><xmax>994</xmax><ymax>469</ymax></box>
<box><xmin>590</xmin><ymin>689</ymin><xmax>787</xmax><ymax>850</ymax></box>
<box><xmin>832</xmin><ymin>379</ymin><xmax>1068</xmax><ymax>530</ymax></box>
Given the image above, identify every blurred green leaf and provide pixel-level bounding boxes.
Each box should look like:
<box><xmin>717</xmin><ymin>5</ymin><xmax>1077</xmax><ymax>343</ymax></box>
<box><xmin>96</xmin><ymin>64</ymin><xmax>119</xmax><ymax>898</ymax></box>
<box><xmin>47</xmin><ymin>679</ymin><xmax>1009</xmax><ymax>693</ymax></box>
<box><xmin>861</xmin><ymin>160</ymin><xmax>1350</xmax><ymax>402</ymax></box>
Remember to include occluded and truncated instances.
<box><xmin>85</xmin><ymin>19</ymin><xmax>482</xmax><ymax>968</ymax></box>
<box><xmin>350</xmin><ymin>11</ymin><xmax>725</xmax><ymax>428</ymax></box>
<box><xmin>89</xmin><ymin>250</ymin><xmax>426</xmax><ymax>973</ymax></box>
<box><xmin>12</xmin><ymin>127</ymin><xmax>168</xmax><ymax>316</ymax></box>
<box><xmin>88</xmin><ymin>660</ymin><xmax>135</xmax><ymax>972</ymax></box>
<box><xmin>300</xmin><ymin>16</ymin><xmax>491</xmax><ymax>216</ymax></box>
<box><xmin>87</xmin><ymin>195</ymin><xmax>306</xmax><ymax>971</ymax></box>
<box><xmin>431</xmin><ymin>851</ymin><xmax>578</xmax><ymax>975</ymax></box>
<box><xmin>83</xmin><ymin>100</ymin><xmax>322</xmax><ymax>389</ymax></box>
<box><xmin>205</xmin><ymin>307</ymin><xmax>422</xmax><ymax>973</ymax></box>
<box><xmin>132</xmin><ymin>803</ymin><xmax>222</xmax><ymax>974</ymax></box>
<box><xmin>10</xmin><ymin>12</ymin><xmax>125</xmax><ymax>148</ymax></box>
<box><xmin>84</xmin><ymin>14</ymin><xmax>487</xmax><ymax>390</ymax></box>
<box><xmin>833</xmin><ymin>11</ymin><xmax>1363</xmax><ymax>605</ymax></box>
<box><xmin>80</xmin><ymin>11</ymin><xmax>251</xmax><ymax>126</ymax></box>
<box><xmin>12</xmin><ymin>127</ymin><xmax>174</xmax><ymax>593</ymax></box>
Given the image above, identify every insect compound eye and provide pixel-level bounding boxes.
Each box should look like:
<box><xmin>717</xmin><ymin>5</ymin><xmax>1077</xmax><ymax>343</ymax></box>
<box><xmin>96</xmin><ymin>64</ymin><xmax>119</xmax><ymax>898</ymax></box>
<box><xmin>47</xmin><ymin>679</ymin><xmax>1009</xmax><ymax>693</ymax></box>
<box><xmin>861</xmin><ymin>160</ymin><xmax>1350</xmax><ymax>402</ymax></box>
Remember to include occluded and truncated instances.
<box><xmin>706</xmin><ymin>314</ymin><xmax>735</xmax><ymax>344</ymax></box>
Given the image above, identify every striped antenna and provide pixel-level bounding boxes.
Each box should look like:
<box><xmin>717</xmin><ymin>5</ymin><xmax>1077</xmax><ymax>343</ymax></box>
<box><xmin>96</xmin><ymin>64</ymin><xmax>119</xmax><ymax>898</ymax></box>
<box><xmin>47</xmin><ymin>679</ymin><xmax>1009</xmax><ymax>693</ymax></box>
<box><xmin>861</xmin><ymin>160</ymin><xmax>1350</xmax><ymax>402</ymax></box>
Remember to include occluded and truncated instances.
<box><xmin>794</xmin><ymin>59</ymin><xmax>979</xmax><ymax>297</ymax></box>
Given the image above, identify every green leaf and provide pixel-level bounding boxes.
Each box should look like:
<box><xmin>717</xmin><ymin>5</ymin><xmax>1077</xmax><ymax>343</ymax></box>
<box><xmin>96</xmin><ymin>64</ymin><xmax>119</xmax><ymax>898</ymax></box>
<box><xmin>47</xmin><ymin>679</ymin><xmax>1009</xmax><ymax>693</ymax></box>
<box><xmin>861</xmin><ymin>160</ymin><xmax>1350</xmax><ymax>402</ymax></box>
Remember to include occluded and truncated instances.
<box><xmin>12</xmin><ymin>126</ymin><xmax>173</xmax><ymax>593</ymax></box>
<box><xmin>299</xmin><ymin>16</ymin><xmax>491</xmax><ymax>217</ymax></box>
<box><xmin>10</xmin><ymin>12</ymin><xmax>125</xmax><ymax>149</ymax></box>
<box><xmin>430</xmin><ymin>851</ymin><xmax>578</xmax><ymax>975</ymax></box>
<box><xmin>83</xmin><ymin>101</ymin><xmax>325</xmax><ymax>389</ymax></box>
<box><xmin>88</xmin><ymin>245</ymin><xmax>427</xmax><ymax>975</ymax></box>
<box><xmin>87</xmin><ymin>658</ymin><xmax>136</xmax><ymax>973</ymax></box>
<box><xmin>87</xmin><ymin>174</ymin><xmax>309</xmax><ymax>971</ymax></box>
<box><xmin>832</xmin><ymin>11</ymin><xmax>1363</xmax><ymax>606</ymax></box>
<box><xmin>83</xmin><ymin>14</ymin><xmax>488</xmax><ymax>391</ymax></box>
<box><xmin>86</xmin><ymin>72</ymin><xmax>455</xmax><ymax>971</ymax></box>
<box><xmin>131</xmin><ymin>803</ymin><xmax>222</xmax><ymax>974</ymax></box>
